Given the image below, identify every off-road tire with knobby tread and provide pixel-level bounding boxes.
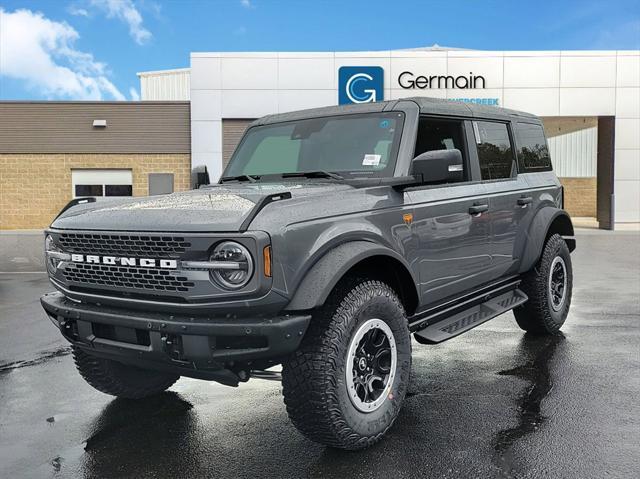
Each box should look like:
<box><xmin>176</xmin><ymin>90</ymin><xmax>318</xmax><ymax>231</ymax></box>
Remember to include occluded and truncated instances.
<box><xmin>514</xmin><ymin>233</ymin><xmax>572</xmax><ymax>335</ymax></box>
<box><xmin>282</xmin><ymin>278</ymin><xmax>411</xmax><ymax>450</ymax></box>
<box><xmin>72</xmin><ymin>346</ymin><xmax>179</xmax><ymax>399</ymax></box>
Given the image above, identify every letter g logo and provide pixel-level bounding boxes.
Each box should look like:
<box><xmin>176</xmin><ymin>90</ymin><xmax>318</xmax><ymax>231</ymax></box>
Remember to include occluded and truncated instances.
<box><xmin>338</xmin><ymin>66</ymin><xmax>384</xmax><ymax>105</ymax></box>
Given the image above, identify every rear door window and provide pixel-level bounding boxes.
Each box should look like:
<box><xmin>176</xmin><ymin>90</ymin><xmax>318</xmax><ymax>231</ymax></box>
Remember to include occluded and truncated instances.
<box><xmin>515</xmin><ymin>122</ymin><xmax>552</xmax><ymax>172</ymax></box>
<box><xmin>473</xmin><ymin>121</ymin><xmax>516</xmax><ymax>181</ymax></box>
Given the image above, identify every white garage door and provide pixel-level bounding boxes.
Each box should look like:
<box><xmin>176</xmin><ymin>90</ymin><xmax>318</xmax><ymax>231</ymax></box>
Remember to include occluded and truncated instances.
<box><xmin>72</xmin><ymin>169</ymin><xmax>133</xmax><ymax>198</ymax></box>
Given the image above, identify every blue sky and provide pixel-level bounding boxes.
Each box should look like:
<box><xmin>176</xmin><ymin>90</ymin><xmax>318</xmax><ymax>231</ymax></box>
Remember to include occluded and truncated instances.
<box><xmin>1</xmin><ymin>0</ymin><xmax>639</xmax><ymax>101</ymax></box>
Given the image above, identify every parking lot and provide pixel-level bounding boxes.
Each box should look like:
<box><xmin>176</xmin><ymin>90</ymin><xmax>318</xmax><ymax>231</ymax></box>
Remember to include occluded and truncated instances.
<box><xmin>1</xmin><ymin>230</ymin><xmax>638</xmax><ymax>478</ymax></box>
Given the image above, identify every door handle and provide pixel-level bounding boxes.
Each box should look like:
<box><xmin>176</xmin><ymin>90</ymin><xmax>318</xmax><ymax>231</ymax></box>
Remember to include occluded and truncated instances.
<box><xmin>517</xmin><ymin>196</ymin><xmax>533</xmax><ymax>206</ymax></box>
<box><xmin>469</xmin><ymin>204</ymin><xmax>489</xmax><ymax>215</ymax></box>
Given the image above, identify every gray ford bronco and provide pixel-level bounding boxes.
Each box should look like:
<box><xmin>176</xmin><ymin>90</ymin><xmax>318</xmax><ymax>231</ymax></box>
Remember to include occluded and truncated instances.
<box><xmin>41</xmin><ymin>97</ymin><xmax>575</xmax><ymax>450</ymax></box>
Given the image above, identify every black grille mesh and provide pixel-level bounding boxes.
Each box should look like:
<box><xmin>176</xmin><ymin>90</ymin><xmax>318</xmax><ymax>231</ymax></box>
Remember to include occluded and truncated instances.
<box><xmin>62</xmin><ymin>263</ymin><xmax>195</xmax><ymax>292</ymax></box>
<box><xmin>58</xmin><ymin>233</ymin><xmax>191</xmax><ymax>259</ymax></box>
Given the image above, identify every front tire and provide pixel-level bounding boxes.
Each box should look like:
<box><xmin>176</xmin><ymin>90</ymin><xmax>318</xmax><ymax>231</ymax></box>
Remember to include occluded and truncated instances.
<box><xmin>282</xmin><ymin>279</ymin><xmax>411</xmax><ymax>450</ymax></box>
<box><xmin>514</xmin><ymin>234</ymin><xmax>573</xmax><ymax>335</ymax></box>
<box><xmin>72</xmin><ymin>346</ymin><xmax>179</xmax><ymax>399</ymax></box>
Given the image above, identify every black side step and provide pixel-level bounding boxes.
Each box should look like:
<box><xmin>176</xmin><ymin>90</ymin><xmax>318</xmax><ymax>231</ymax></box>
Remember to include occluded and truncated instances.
<box><xmin>413</xmin><ymin>289</ymin><xmax>528</xmax><ymax>344</ymax></box>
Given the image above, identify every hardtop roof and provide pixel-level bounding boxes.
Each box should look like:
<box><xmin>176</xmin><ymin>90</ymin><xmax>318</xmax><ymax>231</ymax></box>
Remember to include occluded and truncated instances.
<box><xmin>252</xmin><ymin>97</ymin><xmax>539</xmax><ymax>127</ymax></box>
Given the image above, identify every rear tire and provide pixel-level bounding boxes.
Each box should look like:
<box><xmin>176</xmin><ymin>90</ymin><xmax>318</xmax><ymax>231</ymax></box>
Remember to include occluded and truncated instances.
<box><xmin>514</xmin><ymin>234</ymin><xmax>573</xmax><ymax>335</ymax></box>
<box><xmin>282</xmin><ymin>278</ymin><xmax>411</xmax><ymax>450</ymax></box>
<box><xmin>72</xmin><ymin>346</ymin><xmax>179</xmax><ymax>399</ymax></box>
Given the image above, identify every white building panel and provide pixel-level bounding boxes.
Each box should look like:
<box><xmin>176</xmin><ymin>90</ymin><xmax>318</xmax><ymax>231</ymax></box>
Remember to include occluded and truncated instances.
<box><xmin>615</xmin><ymin>149</ymin><xmax>640</xmax><ymax>181</ymax></box>
<box><xmin>221</xmin><ymin>90</ymin><xmax>279</xmax><ymax>118</ymax></box>
<box><xmin>503</xmin><ymin>88</ymin><xmax>560</xmax><ymax>116</ymax></box>
<box><xmin>190</xmin><ymin>90</ymin><xmax>221</xmax><ymax>121</ymax></box>
<box><xmin>190</xmin><ymin>56</ymin><xmax>221</xmax><ymax>90</ymax></box>
<box><xmin>615</xmin><ymin>87</ymin><xmax>640</xmax><ymax>119</ymax></box>
<box><xmin>614</xmin><ymin>179</ymin><xmax>640</xmax><ymax>222</ymax></box>
<box><xmin>221</xmin><ymin>57</ymin><xmax>278</xmax><ymax>90</ymax></box>
<box><xmin>615</xmin><ymin>118</ymin><xmax>640</xmax><ymax>150</ymax></box>
<box><xmin>559</xmin><ymin>88</ymin><xmax>616</xmax><ymax>116</ymax></box>
<box><xmin>503</xmin><ymin>56</ymin><xmax>560</xmax><ymax>88</ymax></box>
<box><xmin>191</xmin><ymin>121</ymin><xmax>222</xmax><ymax>154</ymax></box>
<box><xmin>560</xmin><ymin>56</ymin><xmax>617</xmax><ymax>87</ymax></box>
<box><xmin>616</xmin><ymin>54</ymin><xmax>640</xmax><ymax>87</ymax></box>
<box><xmin>277</xmin><ymin>90</ymin><xmax>336</xmax><ymax>112</ymax></box>
<box><xmin>278</xmin><ymin>58</ymin><xmax>334</xmax><ymax>90</ymax></box>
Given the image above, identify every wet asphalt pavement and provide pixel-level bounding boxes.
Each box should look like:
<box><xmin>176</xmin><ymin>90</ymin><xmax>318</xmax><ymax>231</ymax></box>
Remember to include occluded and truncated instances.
<box><xmin>1</xmin><ymin>230</ymin><xmax>639</xmax><ymax>478</ymax></box>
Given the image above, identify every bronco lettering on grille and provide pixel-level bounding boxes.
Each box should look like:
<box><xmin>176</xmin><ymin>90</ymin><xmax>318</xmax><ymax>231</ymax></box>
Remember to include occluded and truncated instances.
<box><xmin>70</xmin><ymin>254</ymin><xmax>177</xmax><ymax>269</ymax></box>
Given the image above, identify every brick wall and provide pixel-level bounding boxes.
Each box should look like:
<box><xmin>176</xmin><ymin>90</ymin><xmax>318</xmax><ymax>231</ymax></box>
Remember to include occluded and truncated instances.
<box><xmin>559</xmin><ymin>177</ymin><xmax>597</xmax><ymax>218</ymax></box>
<box><xmin>0</xmin><ymin>154</ymin><xmax>191</xmax><ymax>230</ymax></box>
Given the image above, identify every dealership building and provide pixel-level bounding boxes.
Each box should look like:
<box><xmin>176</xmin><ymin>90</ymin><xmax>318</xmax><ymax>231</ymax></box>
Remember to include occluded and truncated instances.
<box><xmin>0</xmin><ymin>102</ymin><xmax>191</xmax><ymax>229</ymax></box>
<box><xmin>1</xmin><ymin>46</ymin><xmax>638</xmax><ymax>230</ymax></box>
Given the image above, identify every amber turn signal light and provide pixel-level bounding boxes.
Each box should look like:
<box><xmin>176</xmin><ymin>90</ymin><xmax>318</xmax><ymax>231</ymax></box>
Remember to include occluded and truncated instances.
<box><xmin>263</xmin><ymin>245</ymin><xmax>272</xmax><ymax>277</ymax></box>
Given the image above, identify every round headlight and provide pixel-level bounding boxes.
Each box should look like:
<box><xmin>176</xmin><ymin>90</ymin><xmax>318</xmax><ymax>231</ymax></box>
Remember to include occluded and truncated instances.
<box><xmin>210</xmin><ymin>241</ymin><xmax>254</xmax><ymax>290</ymax></box>
<box><xmin>45</xmin><ymin>234</ymin><xmax>61</xmax><ymax>272</ymax></box>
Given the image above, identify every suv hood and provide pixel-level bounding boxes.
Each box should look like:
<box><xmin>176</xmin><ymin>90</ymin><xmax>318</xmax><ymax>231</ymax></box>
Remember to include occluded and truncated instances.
<box><xmin>50</xmin><ymin>182</ymin><xmax>355</xmax><ymax>232</ymax></box>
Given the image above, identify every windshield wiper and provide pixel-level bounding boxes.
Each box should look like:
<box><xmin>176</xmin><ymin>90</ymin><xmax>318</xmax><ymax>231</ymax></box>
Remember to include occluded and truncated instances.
<box><xmin>281</xmin><ymin>170</ymin><xmax>344</xmax><ymax>180</ymax></box>
<box><xmin>219</xmin><ymin>174</ymin><xmax>259</xmax><ymax>183</ymax></box>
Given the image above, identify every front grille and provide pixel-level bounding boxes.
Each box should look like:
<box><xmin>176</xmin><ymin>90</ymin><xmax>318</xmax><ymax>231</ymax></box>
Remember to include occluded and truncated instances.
<box><xmin>58</xmin><ymin>233</ymin><xmax>191</xmax><ymax>259</ymax></box>
<box><xmin>62</xmin><ymin>263</ymin><xmax>195</xmax><ymax>292</ymax></box>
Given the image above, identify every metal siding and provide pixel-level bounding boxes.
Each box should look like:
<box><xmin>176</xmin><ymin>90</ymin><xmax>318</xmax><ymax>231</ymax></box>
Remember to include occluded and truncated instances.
<box><xmin>139</xmin><ymin>69</ymin><xmax>190</xmax><ymax>101</ymax></box>
<box><xmin>0</xmin><ymin>102</ymin><xmax>190</xmax><ymax>153</ymax></box>
<box><xmin>542</xmin><ymin>117</ymin><xmax>597</xmax><ymax>177</ymax></box>
<box><xmin>222</xmin><ymin>119</ymin><xmax>254</xmax><ymax>167</ymax></box>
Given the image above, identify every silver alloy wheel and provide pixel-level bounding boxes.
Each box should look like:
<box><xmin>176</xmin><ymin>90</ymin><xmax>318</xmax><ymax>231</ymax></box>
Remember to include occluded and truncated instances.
<box><xmin>345</xmin><ymin>318</ymin><xmax>397</xmax><ymax>413</ymax></box>
<box><xmin>548</xmin><ymin>256</ymin><xmax>567</xmax><ymax>312</ymax></box>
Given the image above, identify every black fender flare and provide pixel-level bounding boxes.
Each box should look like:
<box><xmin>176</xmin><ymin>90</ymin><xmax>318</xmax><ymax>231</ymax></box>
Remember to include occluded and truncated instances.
<box><xmin>285</xmin><ymin>240</ymin><xmax>418</xmax><ymax>311</ymax></box>
<box><xmin>518</xmin><ymin>207</ymin><xmax>575</xmax><ymax>274</ymax></box>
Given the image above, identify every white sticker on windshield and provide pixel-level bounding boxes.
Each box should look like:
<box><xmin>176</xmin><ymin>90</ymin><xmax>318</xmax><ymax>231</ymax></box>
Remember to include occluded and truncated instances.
<box><xmin>362</xmin><ymin>154</ymin><xmax>381</xmax><ymax>166</ymax></box>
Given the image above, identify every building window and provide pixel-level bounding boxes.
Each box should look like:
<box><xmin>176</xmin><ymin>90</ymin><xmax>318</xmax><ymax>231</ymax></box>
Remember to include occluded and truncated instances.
<box><xmin>72</xmin><ymin>169</ymin><xmax>133</xmax><ymax>198</ymax></box>
<box><xmin>104</xmin><ymin>184</ymin><xmax>133</xmax><ymax>196</ymax></box>
<box><xmin>473</xmin><ymin>121</ymin><xmax>515</xmax><ymax>180</ymax></box>
<box><xmin>74</xmin><ymin>184</ymin><xmax>104</xmax><ymax>197</ymax></box>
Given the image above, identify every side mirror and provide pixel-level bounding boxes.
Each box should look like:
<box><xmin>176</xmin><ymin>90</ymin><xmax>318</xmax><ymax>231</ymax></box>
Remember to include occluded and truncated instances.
<box><xmin>410</xmin><ymin>149</ymin><xmax>464</xmax><ymax>184</ymax></box>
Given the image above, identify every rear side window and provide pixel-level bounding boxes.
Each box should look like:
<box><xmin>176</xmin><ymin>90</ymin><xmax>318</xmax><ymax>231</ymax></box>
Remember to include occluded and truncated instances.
<box><xmin>473</xmin><ymin>121</ymin><xmax>516</xmax><ymax>180</ymax></box>
<box><xmin>515</xmin><ymin>123</ymin><xmax>552</xmax><ymax>172</ymax></box>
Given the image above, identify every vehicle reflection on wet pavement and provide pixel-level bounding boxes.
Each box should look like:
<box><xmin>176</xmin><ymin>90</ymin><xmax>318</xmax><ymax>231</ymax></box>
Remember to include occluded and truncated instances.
<box><xmin>493</xmin><ymin>333</ymin><xmax>565</xmax><ymax>476</ymax></box>
<box><xmin>1</xmin><ymin>231</ymin><xmax>638</xmax><ymax>478</ymax></box>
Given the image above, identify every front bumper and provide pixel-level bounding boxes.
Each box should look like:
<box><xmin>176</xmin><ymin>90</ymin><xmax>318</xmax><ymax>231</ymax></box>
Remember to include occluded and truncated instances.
<box><xmin>41</xmin><ymin>292</ymin><xmax>310</xmax><ymax>386</ymax></box>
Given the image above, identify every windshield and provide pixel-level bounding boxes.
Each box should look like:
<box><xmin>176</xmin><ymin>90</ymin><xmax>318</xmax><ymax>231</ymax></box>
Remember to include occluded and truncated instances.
<box><xmin>224</xmin><ymin>112</ymin><xmax>405</xmax><ymax>179</ymax></box>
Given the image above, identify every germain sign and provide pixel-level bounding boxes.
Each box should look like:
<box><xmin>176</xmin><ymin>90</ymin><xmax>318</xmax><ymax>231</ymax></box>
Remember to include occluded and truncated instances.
<box><xmin>338</xmin><ymin>66</ymin><xmax>490</xmax><ymax>105</ymax></box>
<box><xmin>338</xmin><ymin>66</ymin><xmax>384</xmax><ymax>105</ymax></box>
<box><xmin>398</xmin><ymin>71</ymin><xmax>486</xmax><ymax>90</ymax></box>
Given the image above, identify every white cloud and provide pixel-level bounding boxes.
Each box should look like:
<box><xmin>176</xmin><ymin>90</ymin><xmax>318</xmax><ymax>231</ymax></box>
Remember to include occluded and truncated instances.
<box><xmin>68</xmin><ymin>6</ymin><xmax>90</xmax><ymax>17</ymax></box>
<box><xmin>90</xmin><ymin>0</ymin><xmax>151</xmax><ymax>45</ymax></box>
<box><xmin>0</xmin><ymin>8</ymin><xmax>125</xmax><ymax>100</ymax></box>
<box><xmin>129</xmin><ymin>86</ymin><xmax>140</xmax><ymax>101</ymax></box>
<box><xmin>240</xmin><ymin>0</ymin><xmax>254</xmax><ymax>9</ymax></box>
